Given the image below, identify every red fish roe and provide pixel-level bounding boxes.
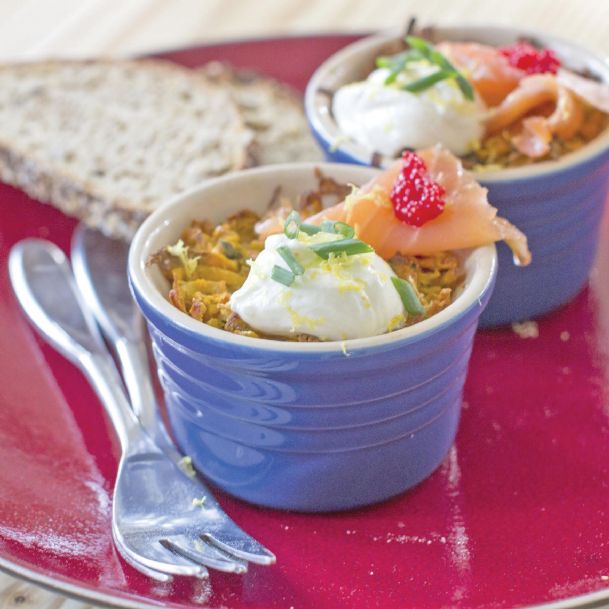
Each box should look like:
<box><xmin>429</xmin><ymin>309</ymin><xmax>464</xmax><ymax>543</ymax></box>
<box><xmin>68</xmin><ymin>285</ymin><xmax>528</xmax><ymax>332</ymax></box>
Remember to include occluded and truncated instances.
<box><xmin>391</xmin><ymin>151</ymin><xmax>446</xmax><ymax>227</ymax></box>
<box><xmin>499</xmin><ymin>42</ymin><xmax>561</xmax><ymax>75</ymax></box>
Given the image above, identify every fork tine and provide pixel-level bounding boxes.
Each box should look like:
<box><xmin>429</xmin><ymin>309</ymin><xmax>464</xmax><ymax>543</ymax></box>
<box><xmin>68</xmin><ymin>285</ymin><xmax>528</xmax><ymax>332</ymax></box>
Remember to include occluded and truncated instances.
<box><xmin>161</xmin><ymin>538</ymin><xmax>248</xmax><ymax>574</ymax></box>
<box><xmin>141</xmin><ymin>546</ymin><xmax>209</xmax><ymax>578</ymax></box>
<box><xmin>112</xmin><ymin>523</ymin><xmax>209</xmax><ymax>579</ymax></box>
<box><xmin>113</xmin><ymin>526</ymin><xmax>209</xmax><ymax>579</ymax></box>
<box><xmin>203</xmin><ymin>532</ymin><xmax>276</xmax><ymax>566</ymax></box>
<box><xmin>113</xmin><ymin>531</ymin><xmax>173</xmax><ymax>582</ymax></box>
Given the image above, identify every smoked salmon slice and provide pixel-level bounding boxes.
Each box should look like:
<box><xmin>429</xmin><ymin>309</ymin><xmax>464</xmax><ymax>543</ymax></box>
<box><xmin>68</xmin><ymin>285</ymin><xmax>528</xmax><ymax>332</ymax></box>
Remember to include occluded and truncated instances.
<box><xmin>512</xmin><ymin>116</ymin><xmax>553</xmax><ymax>157</ymax></box>
<box><xmin>556</xmin><ymin>69</ymin><xmax>609</xmax><ymax>114</ymax></box>
<box><xmin>436</xmin><ymin>43</ymin><xmax>607</xmax><ymax>160</ymax></box>
<box><xmin>437</xmin><ymin>41</ymin><xmax>524</xmax><ymax>106</ymax></box>
<box><xmin>258</xmin><ymin>146</ymin><xmax>531</xmax><ymax>266</ymax></box>
<box><xmin>485</xmin><ymin>74</ymin><xmax>584</xmax><ymax>142</ymax></box>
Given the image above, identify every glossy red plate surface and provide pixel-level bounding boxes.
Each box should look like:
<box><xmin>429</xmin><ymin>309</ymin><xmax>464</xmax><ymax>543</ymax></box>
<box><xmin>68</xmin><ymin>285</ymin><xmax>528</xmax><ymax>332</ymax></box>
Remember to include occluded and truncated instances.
<box><xmin>2</xmin><ymin>35</ymin><xmax>609</xmax><ymax>609</ymax></box>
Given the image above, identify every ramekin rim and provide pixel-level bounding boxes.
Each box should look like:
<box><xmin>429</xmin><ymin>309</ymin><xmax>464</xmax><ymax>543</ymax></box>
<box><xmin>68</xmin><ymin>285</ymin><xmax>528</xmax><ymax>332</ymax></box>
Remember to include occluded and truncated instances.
<box><xmin>128</xmin><ymin>162</ymin><xmax>497</xmax><ymax>355</ymax></box>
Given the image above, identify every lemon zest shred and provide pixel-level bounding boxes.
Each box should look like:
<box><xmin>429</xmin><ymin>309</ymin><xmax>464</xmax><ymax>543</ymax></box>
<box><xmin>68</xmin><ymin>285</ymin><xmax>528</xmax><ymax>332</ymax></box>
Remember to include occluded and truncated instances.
<box><xmin>387</xmin><ymin>314</ymin><xmax>406</xmax><ymax>332</ymax></box>
<box><xmin>286</xmin><ymin>304</ymin><xmax>324</xmax><ymax>330</ymax></box>
<box><xmin>167</xmin><ymin>239</ymin><xmax>200</xmax><ymax>279</ymax></box>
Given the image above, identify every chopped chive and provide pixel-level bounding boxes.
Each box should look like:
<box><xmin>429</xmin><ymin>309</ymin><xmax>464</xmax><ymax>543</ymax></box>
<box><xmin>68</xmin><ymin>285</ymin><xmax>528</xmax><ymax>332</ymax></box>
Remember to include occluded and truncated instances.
<box><xmin>299</xmin><ymin>222</ymin><xmax>321</xmax><ymax>235</ymax></box>
<box><xmin>402</xmin><ymin>69</ymin><xmax>453</xmax><ymax>93</ymax></box>
<box><xmin>384</xmin><ymin>70</ymin><xmax>399</xmax><ymax>86</ymax></box>
<box><xmin>454</xmin><ymin>73</ymin><xmax>475</xmax><ymax>101</ymax></box>
<box><xmin>309</xmin><ymin>238</ymin><xmax>373</xmax><ymax>259</ymax></box>
<box><xmin>220</xmin><ymin>240</ymin><xmax>241</xmax><ymax>259</ymax></box>
<box><xmin>424</xmin><ymin>41</ymin><xmax>475</xmax><ymax>102</ymax></box>
<box><xmin>400</xmin><ymin>35</ymin><xmax>475</xmax><ymax>101</ymax></box>
<box><xmin>277</xmin><ymin>246</ymin><xmax>304</xmax><ymax>275</ymax></box>
<box><xmin>320</xmin><ymin>220</ymin><xmax>355</xmax><ymax>239</ymax></box>
<box><xmin>334</xmin><ymin>222</ymin><xmax>355</xmax><ymax>239</ymax></box>
<box><xmin>429</xmin><ymin>47</ymin><xmax>450</xmax><ymax>67</ymax></box>
<box><xmin>284</xmin><ymin>211</ymin><xmax>302</xmax><ymax>239</ymax></box>
<box><xmin>378</xmin><ymin>49</ymin><xmax>424</xmax><ymax>85</ymax></box>
<box><xmin>405</xmin><ymin>36</ymin><xmax>428</xmax><ymax>51</ymax></box>
<box><xmin>271</xmin><ymin>265</ymin><xmax>295</xmax><ymax>286</ymax></box>
<box><xmin>391</xmin><ymin>276</ymin><xmax>425</xmax><ymax>316</ymax></box>
<box><xmin>376</xmin><ymin>52</ymin><xmax>417</xmax><ymax>69</ymax></box>
<box><xmin>405</xmin><ymin>35</ymin><xmax>434</xmax><ymax>57</ymax></box>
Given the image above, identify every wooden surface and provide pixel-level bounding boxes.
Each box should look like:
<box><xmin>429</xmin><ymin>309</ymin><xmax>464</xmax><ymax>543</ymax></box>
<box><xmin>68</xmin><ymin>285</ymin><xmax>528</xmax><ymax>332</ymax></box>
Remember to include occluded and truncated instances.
<box><xmin>0</xmin><ymin>0</ymin><xmax>608</xmax><ymax>59</ymax></box>
<box><xmin>1</xmin><ymin>0</ymin><xmax>609</xmax><ymax>606</ymax></box>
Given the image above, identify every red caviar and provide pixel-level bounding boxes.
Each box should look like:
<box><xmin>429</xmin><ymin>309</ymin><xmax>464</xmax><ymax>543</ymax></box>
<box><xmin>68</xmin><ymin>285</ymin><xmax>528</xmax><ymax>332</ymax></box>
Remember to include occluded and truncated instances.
<box><xmin>391</xmin><ymin>151</ymin><xmax>446</xmax><ymax>227</ymax></box>
<box><xmin>499</xmin><ymin>42</ymin><xmax>561</xmax><ymax>75</ymax></box>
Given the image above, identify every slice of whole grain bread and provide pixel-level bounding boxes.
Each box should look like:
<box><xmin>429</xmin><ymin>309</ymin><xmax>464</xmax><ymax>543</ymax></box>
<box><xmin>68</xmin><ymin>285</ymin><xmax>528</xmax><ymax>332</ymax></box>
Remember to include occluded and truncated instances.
<box><xmin>0</xmin><ymin>59</ymin><xmax>254</xmax><ymax>239</ymax></box>
<box><xmin>198</xmin><ymin>62</ymin><xmax>323</xmax><ymax>166</ymax></box>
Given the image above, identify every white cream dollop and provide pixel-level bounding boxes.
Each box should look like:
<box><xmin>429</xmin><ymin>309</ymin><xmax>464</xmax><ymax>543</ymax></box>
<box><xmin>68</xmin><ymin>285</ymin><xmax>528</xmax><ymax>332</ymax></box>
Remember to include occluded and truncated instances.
<box><xmin>332</xmin><ymin>63</ymin><xmax>485</xmax><ymax>156</ymax></box>
<box><xmin>229</xmin><ymin>232</ymin><xmax>405</xmax><ymax>341</ymax></box>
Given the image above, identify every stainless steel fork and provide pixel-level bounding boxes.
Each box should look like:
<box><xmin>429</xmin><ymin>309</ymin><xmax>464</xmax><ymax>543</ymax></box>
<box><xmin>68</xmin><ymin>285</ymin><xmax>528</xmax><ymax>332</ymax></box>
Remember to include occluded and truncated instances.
<box><xmin>9</xmin><ymin>239</ymin><xmax>274</xmax><ymax>582</ymax></box>
<box><xmin>70</xmin><ymin>225</ymin><xmax>275</xmax><ymax>572</ymax></box>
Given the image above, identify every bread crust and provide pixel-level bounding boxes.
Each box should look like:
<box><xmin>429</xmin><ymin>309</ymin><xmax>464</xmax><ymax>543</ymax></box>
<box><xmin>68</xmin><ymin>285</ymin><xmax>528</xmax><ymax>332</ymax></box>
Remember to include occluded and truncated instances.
<box><xmin>0</xmin><ymin>141</ymin><xmax>146</xmax><ymax>239</ymax></box>
<box><xmin>198</xmin><ymin>62</ymin><xmax>323</xmax><ymax>166</ymax></box>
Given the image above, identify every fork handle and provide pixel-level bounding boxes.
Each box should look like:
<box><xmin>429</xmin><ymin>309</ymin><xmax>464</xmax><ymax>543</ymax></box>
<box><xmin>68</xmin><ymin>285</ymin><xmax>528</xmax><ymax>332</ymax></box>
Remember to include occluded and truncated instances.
<box><xmin>115</xmin><ymin>337</ymin><xmax>159</xmax><ymax>434</ymax></box>
<box><xmin>70</xmin><ymin>225</ymin><xmax>174</xmax><ymax>451</ymax></box>
<box><xmin>9</xmin><ymin>239</ymin><xmax>140</xmax><ymax>452</ymax></box>
<box><xmin>114</xmin><ymin>336</ymin><xmax>182</xmax><ymax>459</ymax></box>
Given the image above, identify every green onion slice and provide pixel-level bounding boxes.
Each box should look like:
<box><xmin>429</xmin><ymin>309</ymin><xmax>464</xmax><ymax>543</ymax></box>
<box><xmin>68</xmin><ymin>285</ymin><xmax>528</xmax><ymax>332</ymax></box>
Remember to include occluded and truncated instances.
<box><xmin>334</xmin><ymin>222</ymin><xmax>355</xmax><ymax>239</ymax></box>
<box><xmin>220</xmin><ymin>240</ymin><xmax>240</xmax><ymax>259</ymax></box>
<box><xmin>299</xmin><ymin>222</ymin><xmax>321</xmax><ymax>235</ymax></box>
<box><xmin>454</xmin><ymin>73</ymin><xmax>475</xmax><ymax>102</ymax></box>
<box><xmin>271</xmin><ymin>265</ymin><xmax>295</xmax><ymax>286</ymax></box>
<box><xmin>320</xmin><ymin>220</ymin><xmax>336</xmax><ymax>233</ymax></box>
<box><xmin>383</xmin><ymin>67</ymin><xmax>400</xmax><ymax>86</ymax></box>
<box><xmin>398</xmin><ymin>35</ymin><xmax>475</xmax><ymax>101</ymax></box>
<box><xmin>320</xmin><ymin>220</ymin><xmax>355</xmax><ymax>239</ymax></box>
<box><xmin>405</xmin><ymin>35</ymin><xmax>433</xmax><ymax>57</ymax></box>
<box><xmin>277</xmin><ymin>246</ymin><xmax>304</xmax><ymax>276</ymax></box>
<box><xmin>426</xmin><ymin>44</ymin><xmax>475</xmax><ymax>101</ymax></box>
<box><xmin>391</xmin><ymin>276</ymin><xmax>425</xmax><ymax>316</ymax></box>
<box><xmin>309</xmin><ymin>238</ymin><xmax>373</xmax><ymax>259</ymax></box>
<box><xmin>284</xmin><ymin>211</ymin><xmax>302</xmax><ymax>239</ymax></box>
<box><xmin>402</xmin><ymin>69</ymin><xmax>453</xmax><ymax>93</ymax></box>
<box><xmin>377</xmin><ymin>49</ymin><xmax>424</xmax><ymax>84</ymax></box>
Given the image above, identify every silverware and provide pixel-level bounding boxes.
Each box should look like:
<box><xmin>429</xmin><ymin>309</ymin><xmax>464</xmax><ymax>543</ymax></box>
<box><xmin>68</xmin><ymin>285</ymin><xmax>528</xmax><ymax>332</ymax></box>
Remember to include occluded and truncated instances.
<box><xmin>70</xmin><ymin>225</ymin><xmax>275</xmax><ymax>568</ymax></box>
<box><xmin>8</xmin><ymin>239</ymin><xmax>273</xmax><ymax>582</ymax></box>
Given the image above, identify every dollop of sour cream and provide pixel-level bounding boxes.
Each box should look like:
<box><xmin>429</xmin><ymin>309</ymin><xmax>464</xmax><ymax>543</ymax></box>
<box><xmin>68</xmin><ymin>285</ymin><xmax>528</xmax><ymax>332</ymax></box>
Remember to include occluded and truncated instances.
<box><xmin>333</xmin><ymin>62</ymin><xmax>485</xmax><ymax>156</ymax></box>
<box><xmin>229</xmin><ymin>232</ymin><xmax>405</xmax><ymax>341</ymax></box>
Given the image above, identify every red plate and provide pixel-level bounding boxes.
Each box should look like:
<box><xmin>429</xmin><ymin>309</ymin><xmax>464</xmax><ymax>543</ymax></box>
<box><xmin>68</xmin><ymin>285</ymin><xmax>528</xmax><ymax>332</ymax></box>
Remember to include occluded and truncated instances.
<box><xmin>2</xmin><ymin>35</ymin><xmax>609</xmax><ymax>609</ymax></box>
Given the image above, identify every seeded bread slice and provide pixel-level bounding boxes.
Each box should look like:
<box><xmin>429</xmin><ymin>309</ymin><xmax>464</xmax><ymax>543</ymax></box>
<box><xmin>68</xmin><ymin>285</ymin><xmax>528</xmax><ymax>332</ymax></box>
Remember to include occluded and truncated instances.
<box><xmin>198</xmin><ymin>62</ymin><xmax>323</xmax><ymax>166</ymax></box>
<box><xmin>0</xmin><ymin>59</ymin><xmax>254</xmax><ymax>239</ymax></box>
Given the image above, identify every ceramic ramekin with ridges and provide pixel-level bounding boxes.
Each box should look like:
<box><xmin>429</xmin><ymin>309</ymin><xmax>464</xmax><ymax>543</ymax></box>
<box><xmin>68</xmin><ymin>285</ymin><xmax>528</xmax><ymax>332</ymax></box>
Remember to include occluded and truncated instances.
<box><xmin>129</xmin><ymin>163</ymin><xmax>496</xmax><ymax>512</ymax></box>
<box><xmin>304</xmin><ymin>26</ymin><xmax>609</xmax><ymax>327</ymax></box>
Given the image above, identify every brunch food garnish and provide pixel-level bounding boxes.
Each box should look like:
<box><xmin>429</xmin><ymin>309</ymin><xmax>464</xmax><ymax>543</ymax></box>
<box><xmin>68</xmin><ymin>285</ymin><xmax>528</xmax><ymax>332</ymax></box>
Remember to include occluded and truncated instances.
<box><xmin>151</xmin><ymin>146</ymin><xmax>530</xmax><ymax>342</ymax></box>
<box><xmin>332</xmin><ymin>36</ymin><xmax>609</xmax><ymax>168</ymax></box>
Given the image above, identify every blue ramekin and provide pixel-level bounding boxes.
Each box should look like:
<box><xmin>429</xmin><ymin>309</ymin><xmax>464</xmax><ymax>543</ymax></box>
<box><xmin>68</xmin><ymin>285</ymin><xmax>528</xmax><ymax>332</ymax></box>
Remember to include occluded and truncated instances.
<box><xmin>128</xmin><ymin>163</ymin><xmax>497</xmax><ymax>512</ymax></box>
<box><xmin>304</xmin><ymin>26</ymin><xmax>609</xmax><ymax>327</ymax></box>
